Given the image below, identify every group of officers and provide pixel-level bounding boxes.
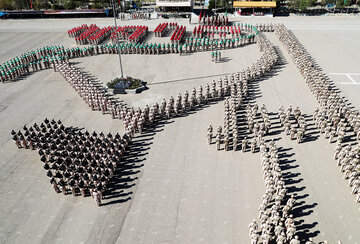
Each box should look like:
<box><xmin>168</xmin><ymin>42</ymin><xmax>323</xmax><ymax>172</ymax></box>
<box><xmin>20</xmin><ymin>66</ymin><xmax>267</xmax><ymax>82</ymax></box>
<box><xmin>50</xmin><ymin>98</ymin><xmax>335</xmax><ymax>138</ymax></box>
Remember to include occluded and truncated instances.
<box><xmin>11</xmin><ymin>118</ymin><xmax>132</xmax><ymax>206</ymax></box>
<box><xmin>126</xmin><ymin>12</ymin><xmax>151</xmax><ymax>21</ymax></box>
<box><xmin>275</xmin><ymin>24</ymin><xmax>360</xmax><ymax>204</ymax></box>
<box><xmin>198</xmin><ymin>13</ymin><xmax>229</xmax><ymax>27</ymax></box>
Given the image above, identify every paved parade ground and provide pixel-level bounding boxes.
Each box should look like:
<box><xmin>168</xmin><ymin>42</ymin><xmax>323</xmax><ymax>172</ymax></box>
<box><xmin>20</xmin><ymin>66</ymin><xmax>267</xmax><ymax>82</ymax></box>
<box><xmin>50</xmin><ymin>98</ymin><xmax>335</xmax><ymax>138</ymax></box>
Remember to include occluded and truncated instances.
<box><xmin>0</xmin><ymin>16</ymin><xmax>360</xmax><ymax>244</ymax></box>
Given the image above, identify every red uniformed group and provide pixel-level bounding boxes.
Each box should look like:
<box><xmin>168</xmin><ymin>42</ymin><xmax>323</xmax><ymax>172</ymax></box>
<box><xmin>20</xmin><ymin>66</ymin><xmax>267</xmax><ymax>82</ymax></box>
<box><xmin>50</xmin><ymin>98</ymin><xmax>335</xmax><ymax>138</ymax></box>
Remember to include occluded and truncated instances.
<box><xmin>193</xmin><ymin>25</ymin><xmax>242</xmax><ymax>39</ymax></box>
<box><xmin>128</xmin><ymin>26</ymin><xmax>148</xmax><ymax>43</ymax></box>
<box><xmin>170</xmin><ymin>25</ymin><xmax>186</xmax><ymax>43</ymax></box>
<box><xmin>70</xmin><ymin>24</ymin><xmax>114</xmax><ymax>45</ymax></box>
<box><xmin>110</xmin><ymin>25</ymin><xmax>149</xmax><ymax>44</ymax></box>
<box><xmin>154</xmin><ymin>22</ymin><xmax>178</xmax><ymax>37</ymax></box>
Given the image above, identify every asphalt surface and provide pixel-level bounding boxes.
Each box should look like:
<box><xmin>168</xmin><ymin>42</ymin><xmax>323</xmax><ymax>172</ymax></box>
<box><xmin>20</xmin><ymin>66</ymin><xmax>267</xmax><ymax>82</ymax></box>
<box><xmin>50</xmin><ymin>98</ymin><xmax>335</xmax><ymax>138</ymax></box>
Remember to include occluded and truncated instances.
<box><xmin>0</xmin><ymin>16</ymin><xmax>359</xmax><ymax>244</ymax></box>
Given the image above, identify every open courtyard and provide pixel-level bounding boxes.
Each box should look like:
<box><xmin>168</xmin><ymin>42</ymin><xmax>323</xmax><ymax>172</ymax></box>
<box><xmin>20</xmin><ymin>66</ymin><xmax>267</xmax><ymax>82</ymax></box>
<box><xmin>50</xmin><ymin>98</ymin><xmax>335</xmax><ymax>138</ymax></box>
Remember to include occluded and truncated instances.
<box><xmin>0</xmin><ymin>16</ymin><xmax>360</xmax><ymax>244</ymax></box>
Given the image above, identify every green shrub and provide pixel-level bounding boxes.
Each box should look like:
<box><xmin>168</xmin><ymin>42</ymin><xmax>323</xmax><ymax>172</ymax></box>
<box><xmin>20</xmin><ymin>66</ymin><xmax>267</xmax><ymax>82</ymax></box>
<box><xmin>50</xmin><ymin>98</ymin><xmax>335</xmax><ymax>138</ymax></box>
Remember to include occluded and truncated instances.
<box><xmin>0</xmin><ymin>0</ymin><xmax>14</xmax><ymax>10</ymax></box>
<box><xmin>34</xmin><ymin>0</ymin><xmax>51</xmax><ymax>10</ymax></box>
<box><xmin>64</xmin><ymin>0</ymin><xmax>77</xmax><ymax>9</ymax></box>
<box><xmin>107</xmin><ymin>76</ymin><xmax>143</xmax><ymax>89</ymax></box>
<box><xmin>107</xmin><ymin>77</ymin><xmax>122</xmax><ymax>89</ymax></box>
<box><xmin>51</xmin><ymin>3</ymin><xmax>60</xmax><ymax>9</ymax></box>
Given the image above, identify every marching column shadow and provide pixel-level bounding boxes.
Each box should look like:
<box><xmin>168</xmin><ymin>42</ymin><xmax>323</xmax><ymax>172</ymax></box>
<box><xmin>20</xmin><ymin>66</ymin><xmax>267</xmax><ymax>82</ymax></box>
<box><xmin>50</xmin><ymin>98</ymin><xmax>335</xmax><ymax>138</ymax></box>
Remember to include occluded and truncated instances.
<box><xmin>101</xmin><ymin>131</ymin><xmax>153</xmax><ymax>206</ymax></box>
<box><xmin>278</xmin><ymin>146</ymin><xmax>320</xmax><ymax>240</ymax></box>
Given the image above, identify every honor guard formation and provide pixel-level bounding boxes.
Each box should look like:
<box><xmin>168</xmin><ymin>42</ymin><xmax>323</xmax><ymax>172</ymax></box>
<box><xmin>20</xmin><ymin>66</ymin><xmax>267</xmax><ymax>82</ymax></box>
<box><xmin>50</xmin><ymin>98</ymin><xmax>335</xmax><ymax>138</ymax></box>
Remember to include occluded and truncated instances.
<box><xmin>1</xmin><ymin>17</ymin><xmax>359</xmax><ymax>244</ymax></box>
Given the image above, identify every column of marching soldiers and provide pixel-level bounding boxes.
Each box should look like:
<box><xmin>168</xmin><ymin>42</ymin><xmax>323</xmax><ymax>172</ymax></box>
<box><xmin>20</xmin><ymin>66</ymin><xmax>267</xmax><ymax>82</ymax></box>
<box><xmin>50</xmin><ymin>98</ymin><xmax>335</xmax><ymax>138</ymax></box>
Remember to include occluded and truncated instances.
<box><xmin>8</xmin><ymin>27</ymin><xmax>278</xmax><ymax>207</ymax></box>
<box><xmin>205</xmin><ymin>33</ymin><xmax>309</xmax><ymax>244</ymax></box>
<box><xmin>207</xmin><ymin>33</ymin><xmax>278</xmax><ymax>153</ymax></box>
<box><xmin>275</xmin><ymin>24</ymin><xmax>360</xmax><ymax>204</ymax></box>
<box><xmin>119</xmin><ymin>33</ymin><xmax>277</xmax><ymax>141</ymax></box>
<box><xmin>245</xmin><ymin>105</ymin><xmax>314</xmax><ymax>244</ymax></box>
<box><xmin>0</xmin><ymin>23</ymin><xmax>260</xmax><ymax>83</ymax></box>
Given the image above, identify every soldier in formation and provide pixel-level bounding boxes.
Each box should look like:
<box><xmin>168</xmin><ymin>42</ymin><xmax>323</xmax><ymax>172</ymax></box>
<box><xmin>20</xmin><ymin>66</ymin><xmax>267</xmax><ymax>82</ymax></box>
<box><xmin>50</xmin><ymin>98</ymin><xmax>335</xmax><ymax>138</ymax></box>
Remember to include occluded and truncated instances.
<box><xmin>275</xmin><ymin>24</ymin><xmax>360</xmax><ymax>204</ymax></box>
<box><xmin>211</xmin><ymin>51</ymin><xmax>222</xmax><ymax>62</ymax></box>
<box><xmin>205</xmin><ymin>34</ymin><xmax>278</xmax><ymax>152</ymax></box>
<box><xmin>278</xmin><ymin>105</ymin><xmax>306</xmax><ymax>143</ymax></box>
<box><xmin>254</xmin><ymin>23</ymin><xmax>274</xmax><ymax>32</ymax></box>
<box><xmin>1</xmin><ymin>22</ymin><xmax>263</xmax><ymax>83</ymax></box>
<box><xmin>1</xmin><ymin>46</ymin><xmax>68</xmax><ymax>83</ymax></box>
<box><xmin>249</xmin><ymin>141</ymin><xmax>300</xmax><ymax>244</ymax></box>
<box><xmin>245</xmin><ymin>104</ymin><xmax>271</xmax><ymax>152</ymax></box>
<box><xmin>55</xmin><ymin>62</ymin><xmax>118</xmax><ymax>116</ymax></box>
<box><xmin>334</xmin><ymin>144</ymin><xmax>360</xmax><ymax>202</ymax></box>
<box><xmin>198</xmin><ymin>14</ymin><xmax>229</xmax><ymax>27</ymax></box>
<box><xmin>12</xmin><ymin>118</ymin><xmax>132</xmax><ymax>206</ymax></box>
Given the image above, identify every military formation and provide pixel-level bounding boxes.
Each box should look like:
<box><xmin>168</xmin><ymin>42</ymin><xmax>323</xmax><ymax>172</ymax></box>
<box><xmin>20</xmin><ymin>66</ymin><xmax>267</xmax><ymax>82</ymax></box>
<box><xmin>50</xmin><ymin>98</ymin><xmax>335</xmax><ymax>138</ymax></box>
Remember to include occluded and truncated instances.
<box><xmin>278</xmin><ymin>106</ymin><xmax>306</xmax><ymax>143</ymax></box>
<box><xmin>11</xmin><ymin>119</ymin><xmax>132</xmax><ymax>206</ymax></box>
<box><xmin>1</xmin><ymin>23</ymin><xmax>260</xmax><ymax>84</ymax></box>
<box><xmin>254</xmin><ymin>23</ymin><xmax>275</xmax><ymax>32</ymax></box>
<box><xmin>4</xmin><ymin>20</ymin><xmax>358</xmax><ymax>242</ymax></box>
<box><xmin>207</xmin><ymin>33</ymin><xmax>278</xmax><ymax>153</ymax></box>
<box><xmin>0</xmin><ymin>46</ymin><xmax>68</xmax><ymax>83</ymax></box>
<box><xmin>128</xmin><ymin>12</ymin><xmax>151</xmax><ymax>20</ymax></box>
<box><xmin>55</xmin><ymin>62</ymin><xmax>115</xmax><ymax>114</ymax></box>
<box><xmin>275</xmin><ymin>24</ymin><xmax>360</xmax><ymax>204</ymax></box>
<box><xmin>193</xmin><ymin>22</ymin><xmax>263</xmax><ymax>39</ymax></box>
<box><xmin>198</xmin><ymin>13</ymin><xmax>229</xmax><ymax>27</ymax></box>
<box><xmin>249</xmin><ymin>141</ymin><xmax>300</xmax><ymax>244</ymax></box>
<box><xmin>120</xmin><ymin>30</ymin><xmax>277</xmax><ymax>145</ymax></box>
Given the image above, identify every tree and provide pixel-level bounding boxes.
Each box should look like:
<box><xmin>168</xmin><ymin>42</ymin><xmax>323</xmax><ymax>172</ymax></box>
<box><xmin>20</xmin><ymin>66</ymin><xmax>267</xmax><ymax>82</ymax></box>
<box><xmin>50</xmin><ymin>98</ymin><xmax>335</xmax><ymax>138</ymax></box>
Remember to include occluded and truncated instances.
<box><xmin>90</xmin><ymin>0</ymin><xmax>108</xmax><ymax>9</ymax></box>
<box><xmin>64</xmin><ymin>0</ymin><xmax>78</xmax><ymax>9</ymax></box>
<box><xmin>306</xmin><ymin>0</ymin><xmax>317</xmax><ymax>7</ymax></box>
<box><xmin>0</xmin><ymin>0</ymin><xmax>14</xmax><ymax>10</ymax></box>
<box><xmin>33</xmin><ymin>0</ymin><xmax>51</xmax><ymax>9</ymax></box>
<box><xmin>288</xmin><ymin>0</ymin><xmax>317</xmax><ymax>11</ymax></box>
<box><xmin>208</xmin><ymin>0</ymin><xmax>229</xmax><ymax>9</ymax></box>
<box><xmin>12</xmin><ymin>0</ymin><xmax>28</xmax><ymax>9</ymax></box>
<box><xmin>135</xmin><ymin>0</ymin><xmax>142</xmax><ymax>8</ymax></box>
<box><xmin>123</xmin><ymin>0</ymin><xmax>130</xmax><ymax>11</ymax></box>
<box><xmin>320</xmin><ymin>0</ymin><xmax>335</xmax><ymax>6</ymax></box>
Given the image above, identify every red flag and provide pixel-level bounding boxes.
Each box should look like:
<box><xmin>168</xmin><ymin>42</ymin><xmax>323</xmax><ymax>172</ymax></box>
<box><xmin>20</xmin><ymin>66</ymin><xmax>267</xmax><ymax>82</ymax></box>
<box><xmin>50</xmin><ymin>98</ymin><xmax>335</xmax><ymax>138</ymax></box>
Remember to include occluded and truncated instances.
<box><xmin>30</xmin><ymin>0</ymin><xmax>32</xmax><ymax>8</ymax></box>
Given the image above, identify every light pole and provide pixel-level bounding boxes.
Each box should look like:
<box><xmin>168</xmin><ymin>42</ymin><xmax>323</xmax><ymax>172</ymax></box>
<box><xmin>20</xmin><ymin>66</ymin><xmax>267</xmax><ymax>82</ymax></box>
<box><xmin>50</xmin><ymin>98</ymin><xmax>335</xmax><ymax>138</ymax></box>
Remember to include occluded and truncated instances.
<box><xmin>111</xmin><ymin>0</ymin><xmax>124</xmax><ymax>78</ymax></box>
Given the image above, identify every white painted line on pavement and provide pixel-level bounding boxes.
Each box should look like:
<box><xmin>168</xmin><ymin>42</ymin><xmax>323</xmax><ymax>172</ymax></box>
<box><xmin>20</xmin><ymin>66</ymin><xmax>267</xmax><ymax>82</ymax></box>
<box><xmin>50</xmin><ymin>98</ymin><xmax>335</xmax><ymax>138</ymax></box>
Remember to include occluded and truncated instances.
<box><xmin>329</xmin><ymin>73</ymin><xmax>360</xmax><ymax>85</ymax></box>
<box><xmin>329</xmin><ymin>73</ymin><xmax>360</xmax><ymax>76</ymax></box>
<box><xmin>346</xmin><ymin>74</ymin><xmax>359</xmax><ymax>84</ymax></box>
<box><xmin>338</xmin><ymin>83</ymin><xmax>360</xmax><ymax>85</ymax></box>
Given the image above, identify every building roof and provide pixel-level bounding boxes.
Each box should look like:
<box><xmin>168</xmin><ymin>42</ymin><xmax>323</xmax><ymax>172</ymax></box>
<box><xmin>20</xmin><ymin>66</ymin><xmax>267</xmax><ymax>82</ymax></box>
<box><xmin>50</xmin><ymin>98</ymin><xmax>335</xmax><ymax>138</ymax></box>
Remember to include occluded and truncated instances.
<box><xmin>233</xmin><ymin>1</ymin><xmax>277</xmax><ymax>8</ymax></box>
